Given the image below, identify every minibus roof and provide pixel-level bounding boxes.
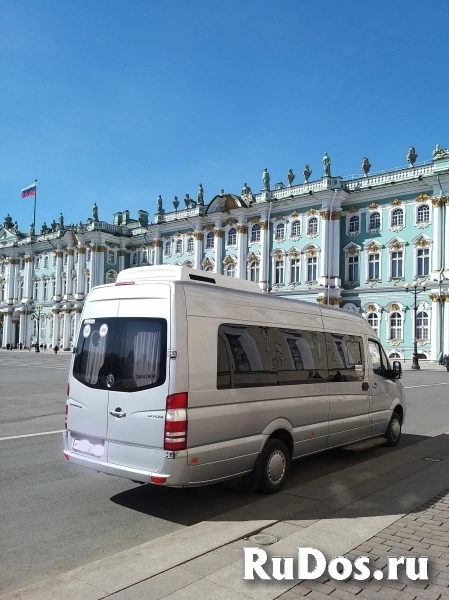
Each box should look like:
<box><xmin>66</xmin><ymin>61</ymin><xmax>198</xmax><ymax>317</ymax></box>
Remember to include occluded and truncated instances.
<box><xmin>115</xmin><ymin>265</ymin><xmax>263</xmax><ymax>293</ymax></box>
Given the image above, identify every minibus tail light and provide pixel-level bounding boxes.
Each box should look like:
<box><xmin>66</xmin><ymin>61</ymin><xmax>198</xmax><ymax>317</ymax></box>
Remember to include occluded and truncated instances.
<box><xmin>164</xmin><ymin>393</ymin><xmax>188</xmax><ymax>451</ymax></box>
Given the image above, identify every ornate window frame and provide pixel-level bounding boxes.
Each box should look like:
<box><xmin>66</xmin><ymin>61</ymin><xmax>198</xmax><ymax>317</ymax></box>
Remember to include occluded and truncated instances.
<box><xmin>413</xmin><ymin>300</ymin><xmax>431</xmax><ymax>345</ymax></box>
<box><xmin>343</xmin><ymin>243</ymin><xmax>362</xmax><ymax>284</ymax></box>
<box><xmin>389</xmin><ymin>201</ymin><xmax>405</xmax><ymax>232</ymax></box>
<box><xmin>386</xmin><ymin>237</ymin><xmax>406</xmax><ymax>282</ymax></box>
<box><xmin>106</xmin><ymin>269</ymin><xmax>118</xmax><ymax>284</ymax></box>
<box><xmin>415</xmin><ymin>201</ymin><xmax>431</xmax><ymax>228</ymax></box>
<box><xmin>366</xmin><ymin>204</ymin><xmax>382</xmax><ymax>234</ymax></box>
<box><xmin>202</xmin><ymin>257</ymin><xmax>215</xmax><ymax>272</ymax></box>
<box><xmin>289</xmin><ymin>215</ymin><xmax>302</xmax><ymax>241</ymax></box>
<box><xmin>346</xmin><ymin>211</ymin><xmax>360</xmax><ymax>237</ymax></box>
<box><xmin>249</xmin><ymin>221</ymin><xmax>261</xmax><ymax>244</ymax></box>
<box><xmin>362</xmin><ymin>302</ymin><xmax>382</xmax><ymax>337</ymax></box>
<box><xmin>107</xmin><ymin>249</ymin><xmax>116</xmax><ymax>265</ymax></box>
<box><xmin>412</xmin><ymin>235</ymin><xmax>432</xmax><ymax>279</ymax></box>
<box><xmin>246</xmin><ymin>251</ymin><xmax>261</xmax><ymax>283</ymax></box>
<box><xmin>224</xmin><ymin>219</ymin><xmax>238</xmax><ymax>250</ymax></box>
<box><xmin>364</xmin><ymin>240</ymin><xmax>382</xmax><ymax>283</ymax></box>
<box><xmin>306</xmin><ymin>212</ymin><xmax>319</xmax><ymax>238</ymax></box>
<box><xmin>205</xmin><ymin>230</ymin><xmax>215</xmax><ymax>250</ymax></box>
<box><xmin>385</xmin><ymin>301</ymin><xmax>405</xmax><ymax>344</ymax></box>
<box><xmin>271</xmin><ymin>215</ymin><xmax>287</xmax><ymax>243</ymax></box>
<box><xmin>223</xmin><ymin>254</ymin><xmax>238</xmax><ymax>277</ymax></box>
<box><xmin>303</xmin><ymin>244</ymin><xmax>320</xmax><ymax>284</ymax></box>
<box><xmin>271</xmin><ymin>248</ymin><xmax>286</xmax><ymax>288</ymax></box>
<box><xmin>186</xmin><ymin>236</ymin><xmax>194</xmax><ymax>254</ymax></box>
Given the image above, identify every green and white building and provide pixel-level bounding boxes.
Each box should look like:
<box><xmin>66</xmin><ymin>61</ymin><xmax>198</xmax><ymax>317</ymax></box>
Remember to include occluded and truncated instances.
<box><xmin>1</xmin><ymin>147</ymin><xmax>449</xmax><ymax>359</ymax></box>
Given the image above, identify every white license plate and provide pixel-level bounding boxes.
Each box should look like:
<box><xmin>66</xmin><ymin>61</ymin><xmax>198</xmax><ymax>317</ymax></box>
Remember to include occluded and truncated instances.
<box><xmin>73</xmin><ymin>439</ymin><xmax>104</xmax><ymax>458</ymax></box>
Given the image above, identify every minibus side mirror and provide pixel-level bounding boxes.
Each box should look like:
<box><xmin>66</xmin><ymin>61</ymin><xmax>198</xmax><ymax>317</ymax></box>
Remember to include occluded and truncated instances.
<box><xmin>392</xmin><ymin>360</ymin><xmax>402</xmax><ymax>379</ymax></box>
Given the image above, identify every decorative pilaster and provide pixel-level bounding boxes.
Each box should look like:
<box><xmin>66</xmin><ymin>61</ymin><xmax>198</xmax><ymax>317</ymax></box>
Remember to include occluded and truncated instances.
<box><xmin>75</xmin><ymin>246</ymin><xmax>86</xmax><ymax>299</ymax></box>
<box><xmin>259</xmin><ymin>220</ymin><xmax>269</xmax><ymax>291</ymax></box>
<box><xmin>62</xmin><ymin>308</ymin><xmax>72</xmax><ymax>350</ymax></box>
<box><xmin>18</xmin><ymin>308</ymin><xmax>27</xmax><ymax>347</ymax></box>
<box><xmin>213</xmin><ymin>228</ymin><xmax>223</xmax><ymax>275</ymax></box>
<box><xmin>5</xmin><ymin>260</ymin><xmax>15</xmax><ymax>304</ymax></box>
<box><xmin>118</xmin><ymin>249</ymin><xmax>126</xmax><ymax>273</ymax></box>
<box><xmin>23</xmin><ymin>256</ymin><xmax>33</xmax><ymax>301</ymax></box>
<box><xmin>445</xmin><ymin>198</ymin><xmax>449</xmax><ymax>272</ymax></box>
<box><xmin>331</xmin><ymin>210</ymin><xmax>342</xmax><ymax>286</ymax></box>
<box><xmin>65</xmin><ymin>248</ymin><xmax>74</xmax><ymax>298</ymax></box>
<box><xmin>319</xmin><ymin>210</ymin><xmax>331</xmax><ymax>286</ymax></box>
<box><xmin>193</xmin><ymin>232</ymin><xmax>203</xmax><ymax>270</ymax></box>
<box><xmin>74</xmin><ymin>307</ymin><xmax>83</xmax><ymax>344</ymax></box>
<box><xmin>2</xmin><ymin>310</ymin><xmax>12</xmax><ymax>347</ymax></box>
<box><xmin>444</xmin><ymin>295</ymin><xmax>449</xmax><ymax>356</ymax></box>
<box><xmin>152</xmin><ymin>239</ymin><xmax>162</xmax><ymax>265</ymax></box>
<box><xmin>54</xmin><ymin>250</ymin><xmax>63</xmax><ymax>300</ymax></box>
<box><xmin>237</xmin><ymin>224</ymin><xmax>248</xmax><ymax>279</ymax></box>
<box><xmin>432</xmin><ymin>198</ymin><xmax>442</xmax><ymax>272</ymax></box>
<box><xmin>429</xmin><ymin>294</ymin><xmax>441</xmax><ymax>361</ymax></box>
<box><xmin>10</xmin><ymin>259</ymin><xmax>19</xmax><ymax>302</ymax></box>
<box><xmin>51</xmin><ymin>309</ymin><xmax>61</xmax><ymax>348</ymax></box>
<box><xmin>94</xmin><ymin>245</ymin><xmax>106</xmax><ymax>287</ymax></box>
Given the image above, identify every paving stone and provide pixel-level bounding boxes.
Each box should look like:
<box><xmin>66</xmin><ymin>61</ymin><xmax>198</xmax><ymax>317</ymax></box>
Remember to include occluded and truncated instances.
<box><xmin>107</xmin><ymin>567</ymin><xmax>202</xmax><ymax>600</ymax></box>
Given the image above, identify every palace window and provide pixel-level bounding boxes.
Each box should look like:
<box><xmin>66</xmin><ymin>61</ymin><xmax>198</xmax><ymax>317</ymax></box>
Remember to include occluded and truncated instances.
<box><xmin>349</xmin><ymin>215</ymin><xmax>360</xmax><ymax>234</ymax></box>
<box><xmin>108</xmin><ymin>249</ymin><xmax>115</xmax><ymax>264</ymax></box>
<box><xmin>206</xmin><ymin>231</ymin><xmax>215</xmax><ymax>249</ymax></box>
<box><xmin>53</xmin><ymin>254</ymin><xmax>57</xmax><ymax>267</ymax></box>
<box><xmin>391</xmin><ymin>208</ymin><xmax>404</xmax><ymax>228</ymax></box>
<box><xmin>274</xmin><ymin>260</ymin><xmax>284</xmax><ymax>284</ymax></box>
<box><xmin>367</xmin><ymin>312</ymin><xmax>379</xmax><ymax>336</ymax></box>
<box><xmin>391</xmin><ymin>250</ymin><xmax>403</xmax><ymax>278</ymax></box>
<box><xmin>141</xmin><ymin>250</ymin><xmax>148</xmax><ymax>265</ymax></box>
<box><xmin>33</xmin><ymin>280</ymin><xmax>38</xmax><ymax>300</ymax></box>
<box><xmin>348</xmin><ymin>255</ymin><xmax>359</xmax><ymax>282</ymax></box>
<box><xmin>251</xmin><ymin>224</ymin><xmax>261</xmax><ymax>242</ymax></box>
<box><xmin>290</xmin><ymin>258</ymin><xmax>300</xmax><ymax>283</ymax></box>
<box><xmin>131</xmin><ymin>252</ymin><xmax>137</xmax><ymax>266</ymax></box>
<box><xmin>416</xmin><ymin>311</ymin><xmax>429</xmax><ymax>340</ymax></box>
<box><xmin>175</xmin><ymin>239</ymin><xmax>183</xmax><ymax>254</ymax></box>
<box><xmin>36</xmin><ymin>256</ymin><xmax>41</xmax><ymax>269</ymax></box>
<box><xmin>291</xmin><ymin>220</ymin><xmax>301</xmax><ymax>237</ymax></box>
<box><xmin>43</xmin><ymin>254</ymin><xmax>49</xmax><ymax>269</ymax></box>
<box><xmin>18</xmin><ymin>280</ymin><xmax>24</xmax><ymax>301</ymax></box>
<box><xmin>86</xmin><ymin>249</ymin><xmax>92</xmax><ymax>263</ymax></box>
<box><xmin>275</xmin><ymin>223</ymin><xmax>285</xmax><ymax>241</ymax></box>
<box><xmin>85</xmin><ymin>274</ymin><xmax>90</xmax><ymax>291</ymax></box>
<box><xmin>369</xmin><ymin>211</ymin><xmax>381</xmax><ymax>231</ymax></box>
<box><xmin>107</xmin><ymin>272</ymin><xmax>117</xmax><ymax>284</ymax></box>
<box><xmin>165</xmin><ymin>241</ymin><xmax>171</xmax><ymax>256</ymax></box>
<box><xmin>417</xmin><ymin>247</ymin><xmax>430</xmax><ymax>276</ymax></box>
<box><xmin>416</xmin><ymin>204</ymin><xmax>430</xmax><ymax>224</ymax></box>
<box><xmin>43</xmin><ymin>280</ymin><xmax>48</xmax><ymax>301</ymax></box>
<box><xmin>225</xmin><ymin>263</ymin><xmax>236</xmax><ymax>277</ymax></box>
<box><xmin>64</xmin><ymin>253</ymin><xmax>68</xmax><ymax>266</ymax></box>
<box><xmin>389</xmin><ymin>312</ymin><xmax>402</xmax><ymax>340</ymax></box>
<box><xmin>227</xmin><ymin>228</ymin><xmax>237</xmax><ymax>246</ymax></box>
<box><xmin>307</xmin><ymin>217</ymin><xmax>318</xmax><ymax>235</ymax></box>
<box><xmin>368</xmin><ymin>253</ymin><xmax>380</xmax><ymax>280</ymax></box>
<box><xmin>249</xmin><ymin>261</ymin><xmax>259</xmax><ymax>282</ymax></box>
<box><xmin>187</xmin><ymin>237</ymin><xmax>194</xmax><ymax>253</ymax></box>
<box><xmin>307</xmin><ymin>256</ymin><xmax>317</xmax><ymax>282</ymax></box>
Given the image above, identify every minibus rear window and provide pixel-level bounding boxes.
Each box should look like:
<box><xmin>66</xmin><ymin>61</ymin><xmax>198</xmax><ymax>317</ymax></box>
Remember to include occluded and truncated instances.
<box><xmin>73</xmin><ymin>318</ymin><xmax>167</xmax><ymax>392</ymax></box>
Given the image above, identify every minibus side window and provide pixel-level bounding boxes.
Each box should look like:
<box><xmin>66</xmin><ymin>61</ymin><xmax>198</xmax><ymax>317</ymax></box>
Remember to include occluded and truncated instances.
<box><xmin>73</xmin><ymin>319</ymin><xmax>115</xmax><ymax>388</ymax></box>
<box><xmin>217</xmin><ymin>324</ymin><xmax>277</xmax><ymax>389</ymax></box>
<box><xmin>325</xmin><ymin>333</ymin><xmax>365</xmax><ymax>382</ymax></box>
<box><xmin>275</xmin><ymin>329</ymin><xmax>327</xmax><ymax>385</ymax></box>
<box><xmin>368</xmin><ymin>340</ymin><xmax>391</xmax><ymax>378</ymax></box>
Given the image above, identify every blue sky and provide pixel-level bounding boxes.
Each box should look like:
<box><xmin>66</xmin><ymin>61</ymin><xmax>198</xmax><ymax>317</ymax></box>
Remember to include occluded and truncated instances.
<box><xmin>1</xmin><ymin>0</ymin><xmax>448</xmax><ymax>231</ymax></box>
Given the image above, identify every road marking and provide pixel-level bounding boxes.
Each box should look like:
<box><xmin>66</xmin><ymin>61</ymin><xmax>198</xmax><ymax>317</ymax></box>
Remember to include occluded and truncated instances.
<box><xmin>404</xmin><ymin>382</ymin><xmax>449</xmax><ymax>389</ymax></box>
<box><xmin>0</xmin><ymin>430</ymin><xmax>63</xmax><ymax>442</ymax></box>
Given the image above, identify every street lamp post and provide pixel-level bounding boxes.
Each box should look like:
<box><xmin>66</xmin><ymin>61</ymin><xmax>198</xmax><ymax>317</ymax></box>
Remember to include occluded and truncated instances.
<box><xmin>33</xmin><ymin>302</ymin><xmax>43</xmax><ymax>352</ymax></box>
<box><xmin>404</xmin><ymin>281</ymin><xmax>428</xmax><ymax>370</ymax></box>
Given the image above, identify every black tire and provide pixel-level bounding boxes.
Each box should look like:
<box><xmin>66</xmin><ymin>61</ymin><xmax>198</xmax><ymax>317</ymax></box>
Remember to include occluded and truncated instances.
<box><xmin>257</xmin><ymin>439</ymin><xmax>290</xmax><ymax>494</ymax></box>
<box><xmin>384</xmin><ymin>411</ymin><xmax>402</xmax><ymax>447</ymax></box>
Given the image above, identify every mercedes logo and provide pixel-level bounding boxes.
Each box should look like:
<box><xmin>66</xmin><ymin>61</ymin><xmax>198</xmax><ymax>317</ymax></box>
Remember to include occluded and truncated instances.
<box><xmin>106</xmin><ymin>374</ymin><xmax>115</xmax><ymax>388</ymax></box>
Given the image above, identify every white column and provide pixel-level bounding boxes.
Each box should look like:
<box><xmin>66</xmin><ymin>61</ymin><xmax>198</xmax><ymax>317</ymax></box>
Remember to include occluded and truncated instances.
<box><xmin>55</xmin><ymin>249</ymin><xmax>63</xmax><ymax>300</ymax></box>
<box><xmin>319</xmin><ymin>210</ymin><xmax>330</xmax><ymax>287</ymax></box>
<box><xmin>95</xmin><ymin>245</ymin><xmax>105</xmax><ymax>286</ymax></box>
<box><xmin>74</xmin><ymin>307</ymin><xmax>82</xmax><ymax>345</ymax></box>
<box><xmin>444</xmin><ymin>297</ymin><xmax>449</xmax><ymax>355</ymax></box>
<box><xmin>432</xmin><ymin>200</ymin><xmax>442</xmax><ymax>272</ymax></box>
<box><xmin>12</xmin><ymin>259</ymin><xmax>19</xmax><ymax>301</ymax></box>
<box><xmin>24</xmin><ymin>256</ymin><xmax>34</xmax><ymax>301</ymax></box>
<box><xmin>153</xmin><ymin>239</ymin><xmax>162</xmax><ymax>265</ymax></box>
<box><xmin>5</xmin><ymin>261</ymin><xmax>14</xmax><ymax>304</ymax></box>
<box><xmin>193</xmin><ymin>232</ymin><xmax>203</xmax><ymax>270</ymax></box>
<box><xmin>63</xmin><ymin>309</ymin><xmax>71</xmax><ymax>350</ymax></box>
<box><xmin>75</xmin><ymin>247</ymin><xmax>86</xmax><ymax>299</ymax></box>
<box><xmin>19</xmin><ymin>309</ymin><xmax>27</xmax><ymax>346</ymax></box>
<box><xmin>89</xmin><ymin>246</ymin><xmax>97</xmax><ymax>288</ymax></box>
<box><xmin>430</xmin><ymin>296</ymin><xmax>441</xmax><ymax>361</ymax></box>
<box><xmin>65</xmin><ymin>248</ymin><xmax>74</xmax><ymax>297</ymax></box>
<box><xmin>331</xmin><ymin>211</ymin><xmax>342</xmax><ymax>284</ymax></box>
<box><xmin>259</xmin><ymin>218</ymin><xmax>269</xmax><ymax>291</ymax></box>
<box><xmin>237</xmin><ymin>223</ymin><xmax>248</xmax><ymax>279</ymax></box>
<box><xmin>445</xmin><ymin>200</ymin><xmax>449</xmax><ymax>273</ymax></box>
<box><xmin>2</xmin><ymin>311</ymin><xmax>12</xmax><ymax>346</ymax></box>
<box><xmin>118</xmin><ymin>248</ymin><xmax>126</xmax><ymax>273</ymax></box>
<box><xmin>213</xmin><ymin>226</ymin><xmax>223</xmax><ymax>275</ymax></box>
<box><xmin>52</xmin><ymin>310</ymin><xmax>60</xmax><ymax>348</ymax></box>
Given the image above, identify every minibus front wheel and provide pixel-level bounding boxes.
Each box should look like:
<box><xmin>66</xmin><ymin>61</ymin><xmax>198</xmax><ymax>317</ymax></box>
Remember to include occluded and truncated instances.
<box><xmin>384</xmin><ymin>411</ymin><xmax>402</xmax><ymax>447</ymax></box>
<box><xmin>258</xmin><ymin>439</ymin><xmax>290</xmax><ymax>494</ymax></box>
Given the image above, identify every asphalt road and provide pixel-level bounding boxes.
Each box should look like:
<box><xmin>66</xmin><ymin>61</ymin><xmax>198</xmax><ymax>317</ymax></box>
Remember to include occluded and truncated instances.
<box><xmin>1</xmin><ymin>351</ymin><xmax>449</xmax><ymax>594</ymax></box>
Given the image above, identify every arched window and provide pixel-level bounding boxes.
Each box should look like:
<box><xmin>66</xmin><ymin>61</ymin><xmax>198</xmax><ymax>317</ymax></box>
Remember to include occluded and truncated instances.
<box><xmin>36</xmin><ymin>256</ymin><xmax>41</xmax><ymax>269</ymax></box>
<box><xmin>227</xmin><ymin>228</ymin><xmax>237</xmax><ymax>246</ymax></box>
<box><xmin>251</xmin><ymin>224</ymin><xmax>261</xmax><ymax>242</ymax></box>
<box><xmin>165</xmin><ymin>241</ymin><xmax>171</xmax><ymax>256</ymax></box>
<box><xmin>417</xmin><ymin>204</ymin><xmax>430</xmax><ymax>224</ymax></box>
<box><xmin>141</xmin><ymin>250</ymin><xmax>148</xmax><ymax>265</ymax></box>
<box><xmin>43</xmin><ymin>280</ymin><xmax>48</xmax><ymax>301</ymax></box>
<box><xmin>308</xmin><ymin>217</ymin><xmax>318</xmax><ymax>235</ymax></box>
<box><xmin>108</xmin><ymin>249</ymin><xmax>115</xmax><ymax>264</ymax></box>
<box><xmin>86</xmin><ymin>249</ymin><xmax>92</xmax><ymax>263</ymax></box>
<box><xmin>175</xmin><ymin>239</ymin><xmax>183</xmax><ymax>254</ymax></box>
<box><xmin>349</xmin><ymin>215</ymin><xmax>360</xmax><ymax>233</ymax></box>
<box><xmin>369</xmin><ymin>212</ymin><xmax>381</xmax><ymax>231</ymax></box>
<box><xmin>64</xmin><ymin>253</ymin><xmax>68</xmax><ymax>266</ymax></box>
<box><xmin>389</xmin><ymin>352</ymin><xmax>401</xmax><ymax>359</ymax></box>
<box><xmin>291</xmin><ymin>220</ymin><xmax>301</xmax><ymax>237</ymax></box>
<box><xmin>225</xmin><ymin>263</ymin><xmax>236</xmax><ymax>277</ymax></box>
<box><xmin>275</xmin><ymin>223</ymin><xmax>285</xmax><ymax>241</ymax></box>
<box><xmin>131</xmin><ymin>252</ymin><xmax>137</xmax><ymax>266</ymax></box>
<box><xmin>390</xmin><ymin>312</ymin><xmax>402</xmax><ymax>340</ymax></box>
<box><xmin>367</xmin><ymin>312</ymin><xmax>379</xmax><ymax>336</ymax></box>
<box><xmin>206</xmin><ymin>231</ymin><xmax>214</xmax><ymax>249</ymax></box>
<box><xmin>187</xmin><ymin>237</ymin><xmax>194</xmax><ymax>253</ymax></box>
<box><xmin>249</xmin><ymin>261</ymin><xmax>259</xmax><ymax>282</ymax></box>
<box><xmin>107</xmin><ymin>271</ymin><xmax>117</xmax><ymax>284</ymax></box>
<box><xmin>43</xmin><ymin>254</ymin><xmax>49</xmax><ymax>269</ymax></box>
<box><xmin>391</xmin><ymin>208</ymin><xmax>404</xmax><ymax>227</ymax></box>
<box><xmin>33</xmin><ymin>280</ymin><xmax>39</xmax><ymax>300</ymax></box>
<box><xmin>416</xmin><ymin>311</ymin><xmax>429</xmax><ymax>340</ymax></box>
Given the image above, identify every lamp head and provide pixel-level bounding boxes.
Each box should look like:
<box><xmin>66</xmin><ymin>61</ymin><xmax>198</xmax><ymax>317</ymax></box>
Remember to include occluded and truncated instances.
<box><xmin>422</xmin><ymin>281</ymin><xmax>428</xmax><ymax>289</ymax></box>
<box><xmin>412</xmin><ymin>281</ymin><xmax>419</xmax><ymax>289</ymax></box>
<box><xmin>404</xmin><ymin>283</ymin><xmax>410</xmax><ymax>290</ymax></box>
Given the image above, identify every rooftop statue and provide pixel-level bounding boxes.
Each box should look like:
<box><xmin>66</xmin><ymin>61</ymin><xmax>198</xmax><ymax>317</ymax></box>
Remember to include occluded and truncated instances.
<box><xmin>29</xmin><ymin>223</ymin><xmax>35</xmax><ymax>236</ymax></box>
<box><xmin>12</xmin><ymin>221</ymin><xmax>19</xmax><ymax>234</ymax></box>
<box><xmin>303</xmin><ymin>164</ymin><xmax>312</xmax><ymax>183</ymax></box>
<box><xmin>197</xmin><ymin>184</ymin><xmax>204</xmax><ymax>206</ymax></box>
<box><xmin>51</xmin><ymin>220</ymin><xmax>57</xmax><ymax>232</ymax></box>
<box><xmin>322</xmin><ymin>153</ymin><xmax>331</xmax><ymax>177</ymax></box>
<box><xmin>433</xmin><ymin>144</ymin><xmax>449</xmax><ymax>160</ymax></box>
<box><xmin>173</xmin><ymin>196</ymin><xmax>179</xmax><ymax>211</ymax></box>
<box><xmin>93</xmin><ymin>203</ymin><xmax>99</xmax><ymax>221</ymax></box>
<box><xmin>262</xmin><ymin>168</ymin><xmax>270</xmax><ymax>191</ymax></box>
<box><xmin>41</xmin><ymin>222</ymin><xmax>48</xmax><ymax>235</ymax></box>
<box><xmin>287</xmin><ymin>169</ymin><xmax>295</xmax><ymax>186</ymax></box>
<box><xmin>361</xmin><ymin>157</ymin><xmax>371</xmax><ymax>177</ymax></box>
<box><xmin>407</xmin><ymin>146</ymin><xmax>418</xmax><ymax>167</ymax></box>
<box><xmin>3</xmin><ymin>214</ymin><xmax>13</xmax><ymax>229</ymax></box>
<box><xmin>59</xmin><ymin>213</ymin><xmax>64</xmax><ymax>229</ymax></box>
<box><xmin>156</xmin><ymin>195</ymin><xmax>163</xmax><ymax>214</ymax></box>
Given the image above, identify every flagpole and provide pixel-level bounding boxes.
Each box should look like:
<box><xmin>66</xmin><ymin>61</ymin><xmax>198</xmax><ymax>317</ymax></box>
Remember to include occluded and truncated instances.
<box><xmin>33</xmin><ymin>179</ymin><xmax>38</xmax><ymax>234</ymax></box>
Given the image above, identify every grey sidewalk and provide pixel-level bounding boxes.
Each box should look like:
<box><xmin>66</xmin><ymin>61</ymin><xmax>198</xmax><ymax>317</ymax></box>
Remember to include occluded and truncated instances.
<box><xmin>3</xmin><ymin>434</ymin><xmax>449</xmax><ymax>600</ymax></box>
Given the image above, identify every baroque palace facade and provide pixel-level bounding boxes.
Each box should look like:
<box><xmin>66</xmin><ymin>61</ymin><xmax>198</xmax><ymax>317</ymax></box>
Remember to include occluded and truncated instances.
<box><xmin>1</xmin><ymin>147</ymin><xmax>449</xmax><ymax>359</ymax></box>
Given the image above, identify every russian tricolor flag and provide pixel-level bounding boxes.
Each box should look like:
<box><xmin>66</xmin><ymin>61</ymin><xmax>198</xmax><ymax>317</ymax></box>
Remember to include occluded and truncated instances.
<box><xmin>21</xmin><ymin>182</ymin><xmax>37</xmax><ymax>198</ymax></box>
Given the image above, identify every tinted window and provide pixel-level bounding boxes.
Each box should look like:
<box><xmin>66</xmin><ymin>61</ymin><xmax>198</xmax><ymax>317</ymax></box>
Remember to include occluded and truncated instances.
<box><xmin>73</xmin><ymin>318</ymin><xmax>167</xmax><ymax>392</ymax></box>
<box><xmin>368</xmin><ymin>339</ymin><xmax>392</xmax><ymax>378</ymax></box>
<box><xmin>326</xmin><ymin>333</ymin><xmax>365</xmax><ymax>382</ymax></box>
<box><xmin>217</xmin><ymin>324</ymin><xmax>277</xmax><ymax>389</ymax></box>
<box><xmin>276</xmin><ymin>329</ymin><xmax>327</xmax><ymax>384</ymax></box>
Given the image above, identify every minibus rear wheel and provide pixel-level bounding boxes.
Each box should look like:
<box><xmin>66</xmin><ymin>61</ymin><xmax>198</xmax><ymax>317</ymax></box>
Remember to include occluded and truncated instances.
<box><xmin>258</xmin><ymin>439</ymin><xmax>290</xmax><ymax>494</ymax></box>
<box><xmin>384</xmin><ymin>411</ymin><xmax>402</xmax><ymax>447</ymax></box>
